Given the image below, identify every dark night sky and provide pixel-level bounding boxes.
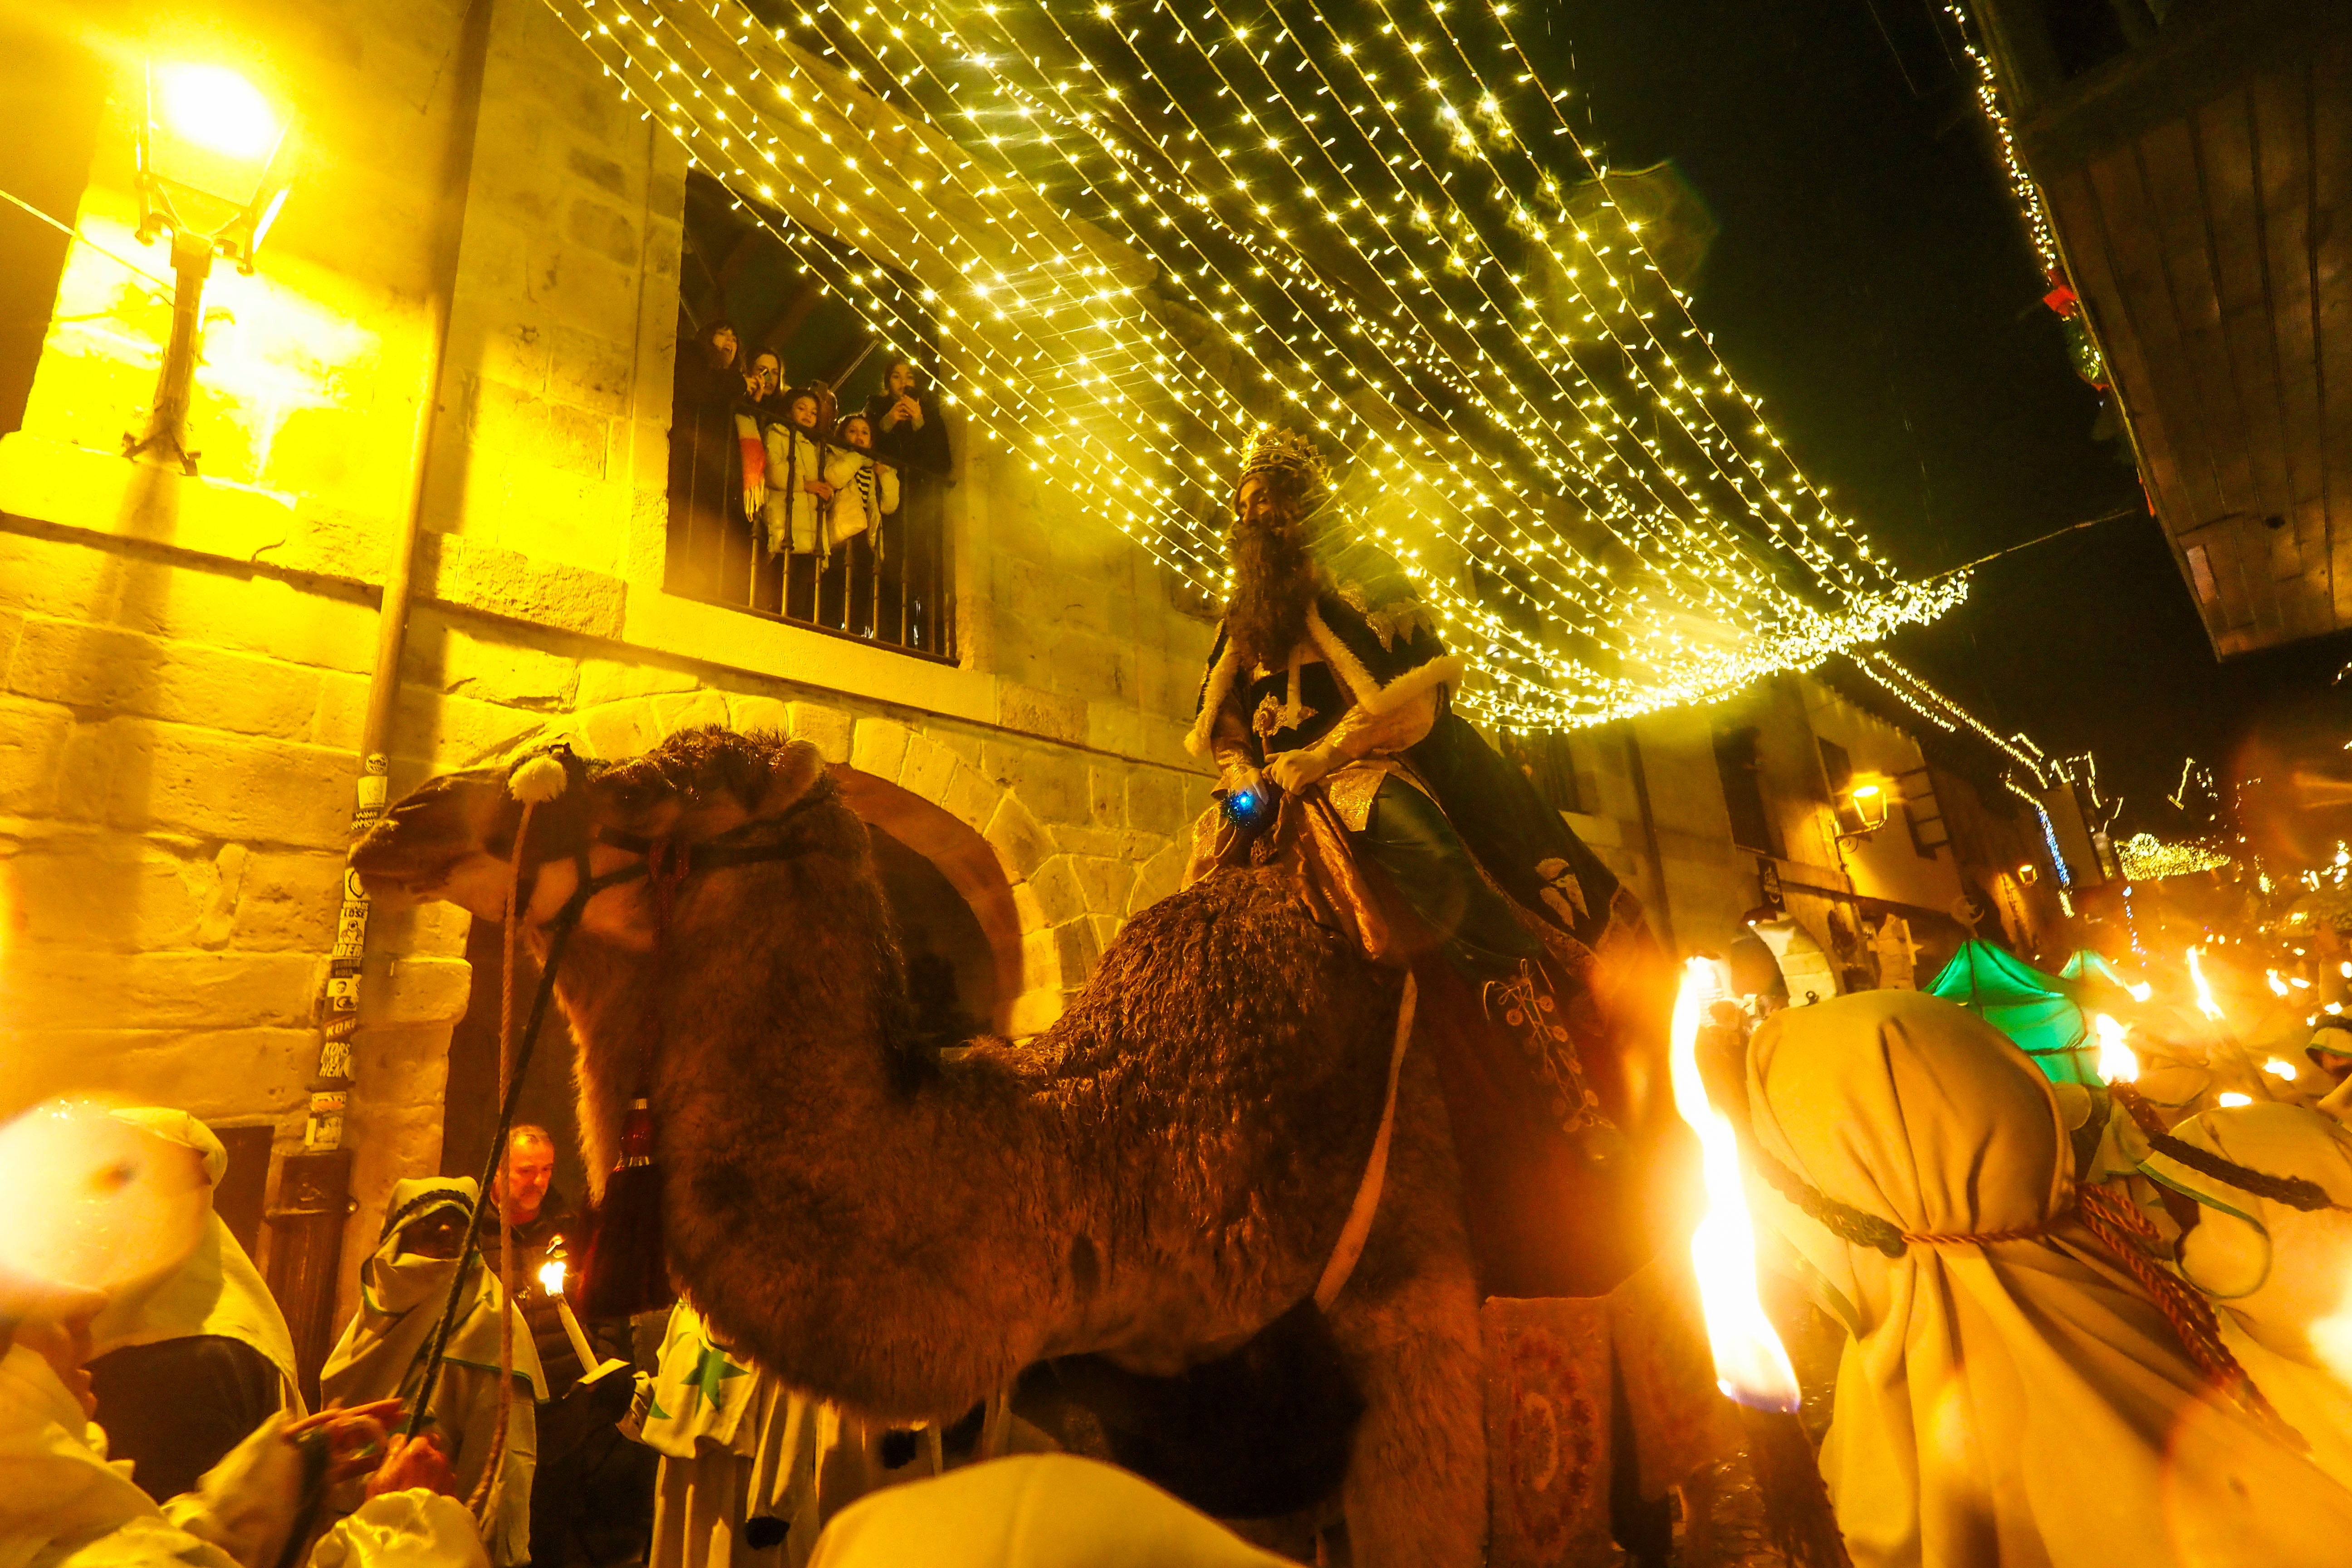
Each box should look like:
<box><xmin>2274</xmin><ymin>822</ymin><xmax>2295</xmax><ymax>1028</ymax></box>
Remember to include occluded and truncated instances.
<box><xmin>1518</xmin><ymin>0</ymin><xmax>2350</xmax><ymax>837</ymax></box>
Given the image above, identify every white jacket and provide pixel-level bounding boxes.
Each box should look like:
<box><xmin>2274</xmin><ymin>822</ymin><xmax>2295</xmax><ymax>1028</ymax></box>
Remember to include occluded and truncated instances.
<box><xmin>759</xmin><ymin>425</ymin><xmax>827</xmax><ymax>558</ymax></box>
<box><xmin>822</xmin><ymin>447</ymin><xmax>898</xmax><ymax>550</ymax></box>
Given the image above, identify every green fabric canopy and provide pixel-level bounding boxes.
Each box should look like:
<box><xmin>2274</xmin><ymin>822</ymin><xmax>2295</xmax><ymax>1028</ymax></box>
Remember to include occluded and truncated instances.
<box><xmin>1926</xmin><ymin>941</ymin><xmax>2097</xmax><ymax>1085</ymax></box>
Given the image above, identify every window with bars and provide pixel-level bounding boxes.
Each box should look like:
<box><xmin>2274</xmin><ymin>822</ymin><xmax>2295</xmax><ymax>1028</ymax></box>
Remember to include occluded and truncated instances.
<box><xmin>666</xmin><ymin>172</ymin><xmax>953</xmax><ymax>660</ymax></box>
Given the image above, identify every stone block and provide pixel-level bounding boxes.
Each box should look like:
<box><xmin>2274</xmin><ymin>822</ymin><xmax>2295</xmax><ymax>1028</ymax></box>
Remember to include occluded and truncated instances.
<box><xmin>6</xmin><ymin>838</ymin><xmax>216</xmax><ymax>953</ymax></box>
<box><xmin>1128</xmin><ymin>839</ymin><xmax>1187</xmax><ymax>916</ymax></box>
<box><xmin>577</xmin><ymin>697</ymin><xmax>660</xmax><ymax>760</ymax></box>
<box><xmin>417</xmin><ymin>531</ymin><xmax>626</xmax><ymax>640</ymax></box>
<box><xmin>1070</xmin><ymin>855</ymin><xmax>1136</xmax><ymax>916</ymax></box>
<box><xmin>1051</xmin><ymin>916</ymin><xmax>1102</xmax><ymax>984</ymax></box>
<box><xmin>575</xmin><ymin>657</ymin><xmax>703</xmax><ymax>707</ymax></box>
<box><xmin>1085</xmin><ymin>765</ymin><xmax>1124</xmax><ymax>828</ymax></box>
<box><xmin>0</xmin><ymin>1026</ymin><xmax>316</xmax><ymax>1125</ymax></box>
<box><xmin>1089</xmin><ymin>914</ymin><xmax>1124</xmax><ymax>957</ymax></box>
<box><xmin>235</xmin><ymin>849</ymin><xmax>347</xmax><ymax>951</ymax></box>
<box><xmin>899</xmin><ymin>733</ymin><xmax>957</xmax><ymax>805</ymax></box>
<box><xmin>1027</xmin><ymin>855</ymin><xmax>1089</xmax><ymax>928</ymax></box>
<box><xmin>997</xmin><ymin>682</ymin><xmax>1087</xmax><ymax>745</ymax></box>
<box><xmin>113</xmin><ymin>573</ymin><xmax>379</xmax><ymax>676</ymax></box>
<box><xmin>0</xmin><ymin>530</ymin><xmax>118</xmax><ymax>621</ymax></box>
<box><xmin>1127</xmin><ymin>769</ymin><xmax>1190</xmax><ymax>838</ymax></box>
<box><xmin>981</xmin><ymin>742</ymin><xmax>1083</xmax><ymax>826</ymax></box>
<box><xmin>985</xmin><ymin>794</ymin><xmax>1054</xmax><ymax>882</ymax></box>
<box><xmin>109</xmin><ymin>725</ymin><xmax>358</xmax><ymax>850</ymax></box>
<box><xmin>1088</xmin><ymin>702</ymin><xmax>1146</xmax><ymax>759</ymax></box>
<box><xmin>0</xmin><ymin>696</ymin><xmax>70</xmax><ymax>815</ymax></box>
<box><xmin>564</xmin><ymin>197</ymin><xmax>642</xmax><ymax>269</ymax></box>
<box><xmin>549</xmin><ymin>324</ymin><xmax>634</xmax><ymax>417</ymax></box>
<box><xmin>393</xmin><ymin>688</ymin><xmax>552</xmax><ymax>770</ymax></box>
<box><xmin>787</xmin><ymin>701</ymin><xmax>854</xmax><ymax>763</ymax></box>
<box><xmin>850</xmin><ymin>716</ymin><xmax>911</xmax><ymax>782</ymax></box>
<box><xmin>651</xmin><ymin>688</ymin><xmax>730</xmax><ymax>737</ymax></box>
<box><xmin>8</xmin><ymin>617</ymin><xmax>323</xmax><ymax>740</ymax></box>
<box><xmin>565</xmin><ymin>143</ymin><xmax>629</xmax><ymax>198</ymax></box>
<box><xmin>939</xmin><ymin>760</ymin><xmax>1001</xmax><ymax>834</ymax></box>
<box><xmin>724</xmin><ymin>694</ymin><xmax>789</xmax><ymax>735</ymax></box>
<box><xmin>0</xmin><ymin>949</ymin><xmax>320</xmax><ymax>1032</ymax></box>
<box><xmin>1009</xmin><ymin>878</ymin><xmax>1044</xmax><ymax>936</ymax></box>
<box><xmin>361</xmin><ymin>955</ymin><xmax>475</xmax><ymax>1028</ymax></box>
<box><xmin>407</xmin><ymin>622</ymin><xmax>580</xmax><ymax>710</ymax></box>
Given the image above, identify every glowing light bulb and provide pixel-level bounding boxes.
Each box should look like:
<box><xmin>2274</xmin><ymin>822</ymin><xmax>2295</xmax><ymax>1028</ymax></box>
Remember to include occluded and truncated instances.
<box><xmin>155</xmin><ymin>63</ymin><xmax>280</xmax><ymax>161</ymax></box>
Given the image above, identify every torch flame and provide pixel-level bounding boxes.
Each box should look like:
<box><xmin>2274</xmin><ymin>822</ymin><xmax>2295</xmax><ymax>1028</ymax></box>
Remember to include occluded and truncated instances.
<box><xmin>2094</xmin><ymin>1014</ymin><xmax>2138</xmax><ymax>1084</ymax></box>
<box><xmin>537</xmin><ymin>1259</ymin><xmax>567</xmax><ymax>1296</ymax></box>
<box><xmin>2264</xmin><ymin>1057</ymin><xmax>2300</xmax><ymax>1082</ymax></box>
<box><xmin>2125</xmin><ymin>980</ymin><xmax>2153</xmax><ymax>1004</ymax></box>
<box><xmin>2187</xmin><ymin>947</ymin><xmax>2227</xmax><ymax>1024</ymax></box>
<box><xmin>1669</xmin><ymin>956</ymin><xmax>1801</xmax><ymax>1412</ymax></box>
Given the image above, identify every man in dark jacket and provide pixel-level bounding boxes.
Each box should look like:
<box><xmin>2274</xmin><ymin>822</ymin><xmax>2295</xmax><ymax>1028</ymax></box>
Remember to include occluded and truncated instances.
<box><xmin>482</xmin><ymin>1127</ymin><xmax>648</xmax><ymax>1568</ymax></box>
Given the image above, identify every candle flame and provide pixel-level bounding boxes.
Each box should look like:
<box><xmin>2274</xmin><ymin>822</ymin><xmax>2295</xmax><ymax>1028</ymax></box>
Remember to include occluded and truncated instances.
<box><xmin>1669</xmin><ymin>956</ymin><xmax>1800</xmax><ymax>1412</ymax></box>
<box><xmin>2188</xmin><ymin>948</ymin><xmax>2227</xmax><ymax>1023</ymax></box>
<box><xmin>538</xmin><ymin>1259</ymin><xmax>567</xmax><ymax>1295</ymax></box>
<box><xmin>2094</xmin><ymin>1014</ymin><xmax>2138</xmax><ymax>1084</ymax></box>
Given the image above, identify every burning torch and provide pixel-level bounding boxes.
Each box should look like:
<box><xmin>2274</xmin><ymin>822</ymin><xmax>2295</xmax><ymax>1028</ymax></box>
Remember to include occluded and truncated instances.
<box><xmin>1669</xmin><ymin>956</ymin><xmax>1852</xmax><ymax>1568</ymax></box>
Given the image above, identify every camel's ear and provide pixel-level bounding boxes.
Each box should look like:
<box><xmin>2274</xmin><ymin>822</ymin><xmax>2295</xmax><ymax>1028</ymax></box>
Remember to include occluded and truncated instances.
<box><xmin>757</xmin><ymin>738</ymin><xmax>828</xmax><ymax>818</ymax></box>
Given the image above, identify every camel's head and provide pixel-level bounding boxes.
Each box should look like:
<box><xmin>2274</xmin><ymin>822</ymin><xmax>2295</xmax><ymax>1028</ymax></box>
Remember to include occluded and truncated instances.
<box><xmin>350</xmin><ymin>727</ymin><xmax>833</xmax><ymax>951</ymax></box>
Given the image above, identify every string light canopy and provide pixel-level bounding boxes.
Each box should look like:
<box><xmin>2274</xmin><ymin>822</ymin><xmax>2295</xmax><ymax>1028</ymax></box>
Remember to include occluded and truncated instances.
<box><xmin>2117</xmin><ymin>833</ymin><xmax>2230</xmax><ymax>883</ymax></box>
<box><xmin>550</xmin><ymin>0</ymin><xmax>1973</xmax><ymax>727</ymax></box>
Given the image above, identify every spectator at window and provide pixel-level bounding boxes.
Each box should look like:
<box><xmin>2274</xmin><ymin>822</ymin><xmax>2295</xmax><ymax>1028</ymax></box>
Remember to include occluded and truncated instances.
<box><xmin>825</xmin><ymin>413</ymin><xmax>900</xmax><ymax>553</ymax></box>
<box><xmin>862</xmin><ymin>359</ymin><xmax>950</xmax><ymax>481</ymax></box>
<box><xmin>863</xmin><ymin>360</ymin><xmax>951</xmax><ymax>650</ymax></box>
<box><xmin>669</xmin><ymin>320</ymin><xmax>751</xmax><ymax>593</ymax></box>
<box><xmin>762</xmin><ymin>387</ymin><xmax>833</xmax><ymax>561</ymax></box>
<box><xmin>746</xmin><ymin>350</ymin><xmax>787</xmax><ymax>421</ymax></box>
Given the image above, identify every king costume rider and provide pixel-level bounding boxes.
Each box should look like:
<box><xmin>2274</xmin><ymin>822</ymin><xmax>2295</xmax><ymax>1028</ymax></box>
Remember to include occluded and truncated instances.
<box><xmin>1185</xmin><ymin>428</ymin><xmax>1677</xmax><ymax>1299</ymax></box>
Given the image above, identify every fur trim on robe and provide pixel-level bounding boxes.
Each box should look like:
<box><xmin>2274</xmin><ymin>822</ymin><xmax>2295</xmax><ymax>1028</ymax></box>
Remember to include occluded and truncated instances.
<box><xmin>1186</xmin><ymin>588</ymin><xmax>1462</xmax><ymax>758</ymax></box>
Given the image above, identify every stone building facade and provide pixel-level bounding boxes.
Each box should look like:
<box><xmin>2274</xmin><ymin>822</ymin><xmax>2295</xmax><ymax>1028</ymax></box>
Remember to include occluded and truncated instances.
<box><xmin>0</xmin><ymin>0</ymin><xmax>1214</xmax><ymax>1346</ymax></box>
<box><xmin>0</xmin><ymin>0</ymin><xmax>2068</xmax><ymax>1365</ymax></box>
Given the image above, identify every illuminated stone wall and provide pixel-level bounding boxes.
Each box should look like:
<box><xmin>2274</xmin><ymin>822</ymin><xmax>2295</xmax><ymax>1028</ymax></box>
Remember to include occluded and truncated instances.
<box><xmin>0</xmin><ymin>0</ymin><xmax>1210</xmax><ymax>1317</ymax></box>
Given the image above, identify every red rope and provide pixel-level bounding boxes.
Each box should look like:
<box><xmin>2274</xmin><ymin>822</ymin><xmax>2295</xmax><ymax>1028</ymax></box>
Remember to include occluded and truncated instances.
<box><xmin>2073</xmin><ymin>1183</ymin><xmax>2304</xmax><ymax>1449</ymax></box>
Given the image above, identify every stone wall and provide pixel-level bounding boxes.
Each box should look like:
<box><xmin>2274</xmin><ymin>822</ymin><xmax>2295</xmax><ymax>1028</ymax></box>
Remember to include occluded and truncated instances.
<box><xmin>0</xmin><ymin>0</ymin><xmax>1212</xmax><ymax>1324</ymax></box>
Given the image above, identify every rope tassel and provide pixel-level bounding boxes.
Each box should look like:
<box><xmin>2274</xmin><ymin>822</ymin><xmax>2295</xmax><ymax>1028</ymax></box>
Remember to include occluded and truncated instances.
<box><xmin>578</xmin><ymin>1098</ymin><xmax>669</xmax><ymax>1320</ymax></box>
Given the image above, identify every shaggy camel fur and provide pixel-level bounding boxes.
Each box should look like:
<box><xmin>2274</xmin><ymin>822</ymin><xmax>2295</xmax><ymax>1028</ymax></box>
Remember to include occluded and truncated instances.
<box><xmin>352</xmin><ymin>728</ymin><xmax>1488</xmax><ymax>1565</ymax></box>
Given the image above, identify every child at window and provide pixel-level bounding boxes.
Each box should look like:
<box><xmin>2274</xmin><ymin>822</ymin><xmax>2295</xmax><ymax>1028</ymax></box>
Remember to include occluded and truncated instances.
<box><xmin>823</xmin><ymin>413</ymin><xmax>900</xmax><ymax>553</ymax></box>
<box><xmin>761</xmin><ymin>388</ymin><xmax>833</xmax><ymax>559</ymax></box>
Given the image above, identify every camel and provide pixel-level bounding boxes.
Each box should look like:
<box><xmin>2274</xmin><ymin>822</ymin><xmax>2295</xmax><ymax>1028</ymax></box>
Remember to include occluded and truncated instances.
<box><xmin>352</xmin><ymin>726</ymin><xmax>1489</xmax><ymax>1564</ymax></box>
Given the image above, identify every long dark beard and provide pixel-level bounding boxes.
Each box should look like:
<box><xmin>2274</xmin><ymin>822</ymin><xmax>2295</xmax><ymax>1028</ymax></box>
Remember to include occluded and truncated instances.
<box><xmin>1225</xmin><ymin>515</ymin><xmax>1316</xmax><ymax>670</ymax></box>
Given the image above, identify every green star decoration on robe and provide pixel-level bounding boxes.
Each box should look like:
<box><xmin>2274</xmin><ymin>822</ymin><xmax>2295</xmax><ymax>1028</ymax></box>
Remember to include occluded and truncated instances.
<box><xmin>678</xmin><ymin>1339</ymin><xmax>747</xmax><ymax>1417</ymax></box>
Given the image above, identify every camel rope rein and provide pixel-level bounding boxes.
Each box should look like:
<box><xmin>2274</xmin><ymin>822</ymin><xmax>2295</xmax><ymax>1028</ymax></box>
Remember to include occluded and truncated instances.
<box><xmin>402</xmin><ymin>773</ymin><xmax>833</xmax><ymax>1441</ymax></box>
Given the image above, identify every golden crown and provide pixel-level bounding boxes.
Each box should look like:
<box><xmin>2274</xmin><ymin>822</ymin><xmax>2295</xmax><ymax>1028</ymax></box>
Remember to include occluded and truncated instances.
<box><xmin>1237</xmin><ymin>427</ymin><xmax>1330</xmax><ymax>498</ymax></box>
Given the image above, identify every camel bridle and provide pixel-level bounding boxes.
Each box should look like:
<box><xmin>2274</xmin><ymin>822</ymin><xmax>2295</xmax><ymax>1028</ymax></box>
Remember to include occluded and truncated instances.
<box><xmin>402</xmin><ymin>777</ymin><xmax>836</xmax><ymax>1434</ymax></box>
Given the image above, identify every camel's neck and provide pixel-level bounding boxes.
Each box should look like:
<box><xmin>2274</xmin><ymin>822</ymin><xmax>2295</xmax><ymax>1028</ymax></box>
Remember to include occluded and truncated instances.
<box><xmin>556</xmin><ymin>832</ymin><xmax>1072</xmax><ymax>1417</ymax></box>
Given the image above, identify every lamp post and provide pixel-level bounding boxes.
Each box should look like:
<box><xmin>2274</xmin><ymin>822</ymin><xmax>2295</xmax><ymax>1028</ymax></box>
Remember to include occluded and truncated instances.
<box><xmin>1835</xmin><ymin>777</ymin><xmax>1896</xmax><ymax>840</ymax></box>
<box><xmin>124</xmin><ymin>62</ymin><xmax>293</xmax><ymax>474</ymax></box>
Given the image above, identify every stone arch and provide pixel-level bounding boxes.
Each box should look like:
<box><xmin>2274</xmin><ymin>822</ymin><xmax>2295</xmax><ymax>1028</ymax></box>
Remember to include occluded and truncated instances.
<box><xmin>833</xmin><ymin>766</ymin><xmax>1024</xmax><ymax>1034</ymax></box>
<box><xmin>558</xmin><ymin>692</ymin><xmax>1070</xmax><ymax>1032</ymax></box>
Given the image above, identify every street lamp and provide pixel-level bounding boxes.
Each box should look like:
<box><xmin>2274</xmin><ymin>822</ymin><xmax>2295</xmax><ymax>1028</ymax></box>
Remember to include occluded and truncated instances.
<box><xmin>1835</xmin><ymin>776</ymin><xmax>1896</xmax><ymax>839</ymax></box>
<box><xmin>125</xmin><ymin>62</ymin><xmax>294</xmax><ymax>473</ymax></box>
